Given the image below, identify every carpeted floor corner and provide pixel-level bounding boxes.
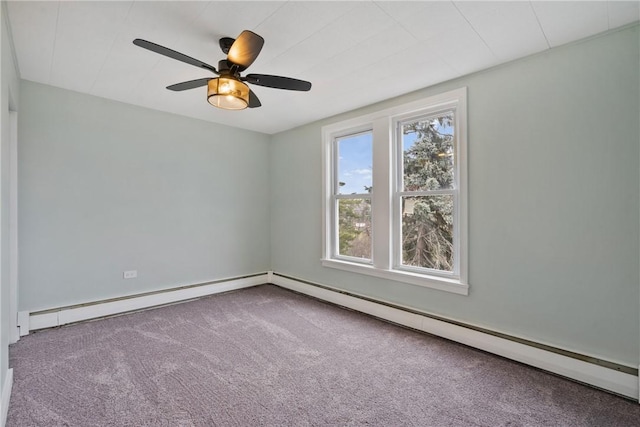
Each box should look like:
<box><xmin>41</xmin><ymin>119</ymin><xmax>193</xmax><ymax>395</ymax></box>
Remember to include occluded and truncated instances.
<box><xmin>7</xmin><ymin>284</ymin><xmax>640</xmax><ymax>426</ymax></box>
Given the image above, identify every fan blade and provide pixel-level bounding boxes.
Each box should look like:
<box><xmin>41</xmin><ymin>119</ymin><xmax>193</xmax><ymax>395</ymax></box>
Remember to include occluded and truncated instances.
<box><xmin>248</xmin><ymin>90</ymin><xmax>261</xmax><ymax>108</ymax></box>
<box><xmin>133</xmin><ymin>39</ymin><xmax>218</xmax><ymax>74</ymax></box>
<box><xmin>227</xmin><ymin>31</ymin><xmax>264</xmax><ymax>71</ymax></box>
<box><xmin>166</xmin><ymin>78</ymin><xmax>212</xmax><ymax>91</ymax></box>
<box><xmin>244</xmin><ymin>74</ymin><xmax>311</xmax><ymax>91</ymax></box>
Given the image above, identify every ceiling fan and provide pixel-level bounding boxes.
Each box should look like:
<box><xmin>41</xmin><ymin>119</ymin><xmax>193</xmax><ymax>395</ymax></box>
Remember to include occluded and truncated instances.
<box><xmin>133</xmin><ymin>30</ymin><xmax>312</xmax><ymax>110</ymax></box>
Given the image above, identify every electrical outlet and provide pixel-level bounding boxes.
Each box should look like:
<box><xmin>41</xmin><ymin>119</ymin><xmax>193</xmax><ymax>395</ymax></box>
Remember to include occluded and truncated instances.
<box><xmin>123</xmin><ymin>270</ymin><xmax>137</xmax><ymax>279</ymax></box>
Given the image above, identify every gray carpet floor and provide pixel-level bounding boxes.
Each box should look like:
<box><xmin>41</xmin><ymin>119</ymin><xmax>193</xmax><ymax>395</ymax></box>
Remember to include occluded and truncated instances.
<box><xmin>7</xmin><ymin>284</ymin><xmax>640</xmax><ymax>426</ymax></box>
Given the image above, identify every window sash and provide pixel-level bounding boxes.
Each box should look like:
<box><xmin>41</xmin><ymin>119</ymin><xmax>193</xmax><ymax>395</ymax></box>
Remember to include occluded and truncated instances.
<box><xmin>393</xmin><ymin>193</ymin><xmax>459</xmax><ymax>278</ymax></box>
<box><xmin>331</xmin><ymin>130</ymin><xmax>374</xmax><ymax>263</ymax></box>
<box><xmin>331</xmin><ymin>195</ymin><xmax>372</xmax><ymax>264</ymax></box>
<box><xmin>332</xmin><ymin>129</ymin><xmax>373</xmax><ymax>196</ymax></box>
<box><xmin>395</xmin><ymin>109</ymin><xmax>458</xmax><ymax>193</ymax></box>
<box><xmin>393</xmin><ymin>109</ymin><xmax>460</xmax><ymax>278</ymax></box>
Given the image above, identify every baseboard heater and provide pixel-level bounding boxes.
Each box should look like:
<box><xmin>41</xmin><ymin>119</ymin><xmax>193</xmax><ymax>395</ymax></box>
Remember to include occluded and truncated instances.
<box><xmin>18</xmin><ymin>270</ymin><xmax>639</xmax><ymax>402</ymax></box>
<box><xmin>18</xmin><ymin>273</ymin><xmax>268</xmax><ymax>335</ymax></box>
<box><xmin>268</xmin><ymin>272</ymin><xmax>639</xmax><ymax>402</ymax></box>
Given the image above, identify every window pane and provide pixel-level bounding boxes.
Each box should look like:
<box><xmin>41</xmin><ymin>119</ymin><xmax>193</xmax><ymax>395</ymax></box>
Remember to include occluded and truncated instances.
<box><xmin>338</xmin><ymin>198</ymin><xmax>371</xmax><ymax>259</ymax></box>
<box><xmin>401</xmin><ymin>195</ymin><xmax>453</xmax><ymax>271</ymax></box>
<box><xmin>401</xmin><ymin>113</ymin><xmax>454</xmax><ymax>191</ymax></box>
<box><xmin>337</xmin><ymin>132</ymin><xmax>373</xmax><ymax>195</ymax></box>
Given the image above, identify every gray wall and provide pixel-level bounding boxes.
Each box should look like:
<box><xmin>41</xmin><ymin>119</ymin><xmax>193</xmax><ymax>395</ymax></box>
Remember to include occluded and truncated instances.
<box><xmin>18</xmin><ymin>81</ymin><xmax>270</xmax><ymax>311</ymax></box>
<box><xmin>270</xmin><ymin>25</ymin><xmax>640</xmax><ymax>367</ymax></box>
<box><xmin>0</xmin><ymin>1</ymin><xmax>19</xmax><ymax>402</ymax></box>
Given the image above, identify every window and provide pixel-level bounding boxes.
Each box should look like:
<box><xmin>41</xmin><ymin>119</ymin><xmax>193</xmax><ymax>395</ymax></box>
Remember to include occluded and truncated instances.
<box><xmin>334</xmin><ymin>131</ymin><xmax>373</xmax><ymax>261</ymax></box>
<box><xmin>322</xmin><ymin>88</ymin><xmax>468</xmax><ymax>295</ymax></box>
<box><xmin>395</xmin><ymin>111</ymin><xmax>457</xmax><ymax>274</ymax></box>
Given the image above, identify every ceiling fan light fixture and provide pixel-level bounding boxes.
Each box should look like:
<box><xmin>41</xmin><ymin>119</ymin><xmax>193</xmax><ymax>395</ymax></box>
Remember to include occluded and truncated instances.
<box><xmin>207</xmin><ymin>77</ymin><xmax>249</xmax><ymax>110</ymax></box>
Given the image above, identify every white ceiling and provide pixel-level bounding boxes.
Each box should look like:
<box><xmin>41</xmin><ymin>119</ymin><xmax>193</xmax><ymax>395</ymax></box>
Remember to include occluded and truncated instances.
<box><xmin>6</xmin><ymin>1</ymin><xmax>640</xmax><ymax>134</ymax></box>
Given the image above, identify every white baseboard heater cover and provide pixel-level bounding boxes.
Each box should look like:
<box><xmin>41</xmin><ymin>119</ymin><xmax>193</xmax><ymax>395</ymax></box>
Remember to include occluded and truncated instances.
<box><xmin>19</xmin><ymin>273</ymin><xmax>268</xmax><ymax>335</ymax></box>
<box><xmin>269</xmin><ymin>273</ymin><xmax>639</xmax><ymax>402</ymax></box>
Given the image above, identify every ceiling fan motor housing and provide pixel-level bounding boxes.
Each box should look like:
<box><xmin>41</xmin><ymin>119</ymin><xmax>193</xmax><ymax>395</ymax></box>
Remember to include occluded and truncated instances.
<box><xmin>219</xmin><ymin>37</ymin><xmax>235</xmax><ymax>55</ymax></box>
<box><xmin>218</xmin><ymin>59</ymin><xmax>233</xmax><ymax>74</ymax></box>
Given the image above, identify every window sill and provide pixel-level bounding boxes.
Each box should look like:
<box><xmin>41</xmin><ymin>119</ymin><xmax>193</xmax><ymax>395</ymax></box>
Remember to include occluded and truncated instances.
<box><xmin>321</xmin><ymin>259</ymin><xmax>469</xmax><ymax>296</ymax></box>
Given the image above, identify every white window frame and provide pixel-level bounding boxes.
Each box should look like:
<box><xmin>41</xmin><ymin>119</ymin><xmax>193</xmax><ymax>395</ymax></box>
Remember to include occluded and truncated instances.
<box><xmin>322</xmin><ymin>88</ymin><xmax>468</xmax><ymax>295</ymax></box>
<box><xmin>393</xmin><ymin>109</ymin><xmax>460</xmax><ymax>278</ymax></box>
<box><xmin>331</xmin><ymin>128</ymin><xmax>374</xmax><ymax>265</ymax></box>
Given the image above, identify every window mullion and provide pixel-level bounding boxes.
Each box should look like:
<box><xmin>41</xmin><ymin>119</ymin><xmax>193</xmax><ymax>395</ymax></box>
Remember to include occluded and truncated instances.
<box><xmin>371</xmin><ymin>117</ymin><xmax>392</xmax><ymax>270</ymax></box>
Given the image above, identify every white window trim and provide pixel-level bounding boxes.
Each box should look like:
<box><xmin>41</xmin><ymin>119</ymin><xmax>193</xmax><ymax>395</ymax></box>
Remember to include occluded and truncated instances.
<box><xmin>330</xmin><ymin>128</ymin><xmax>374</xmax><ymax>265</ymax></box>
<box><xmin>322</xmin><ymin>88</ymin><xmax>468</xmax><ymax>296</ymax></box>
